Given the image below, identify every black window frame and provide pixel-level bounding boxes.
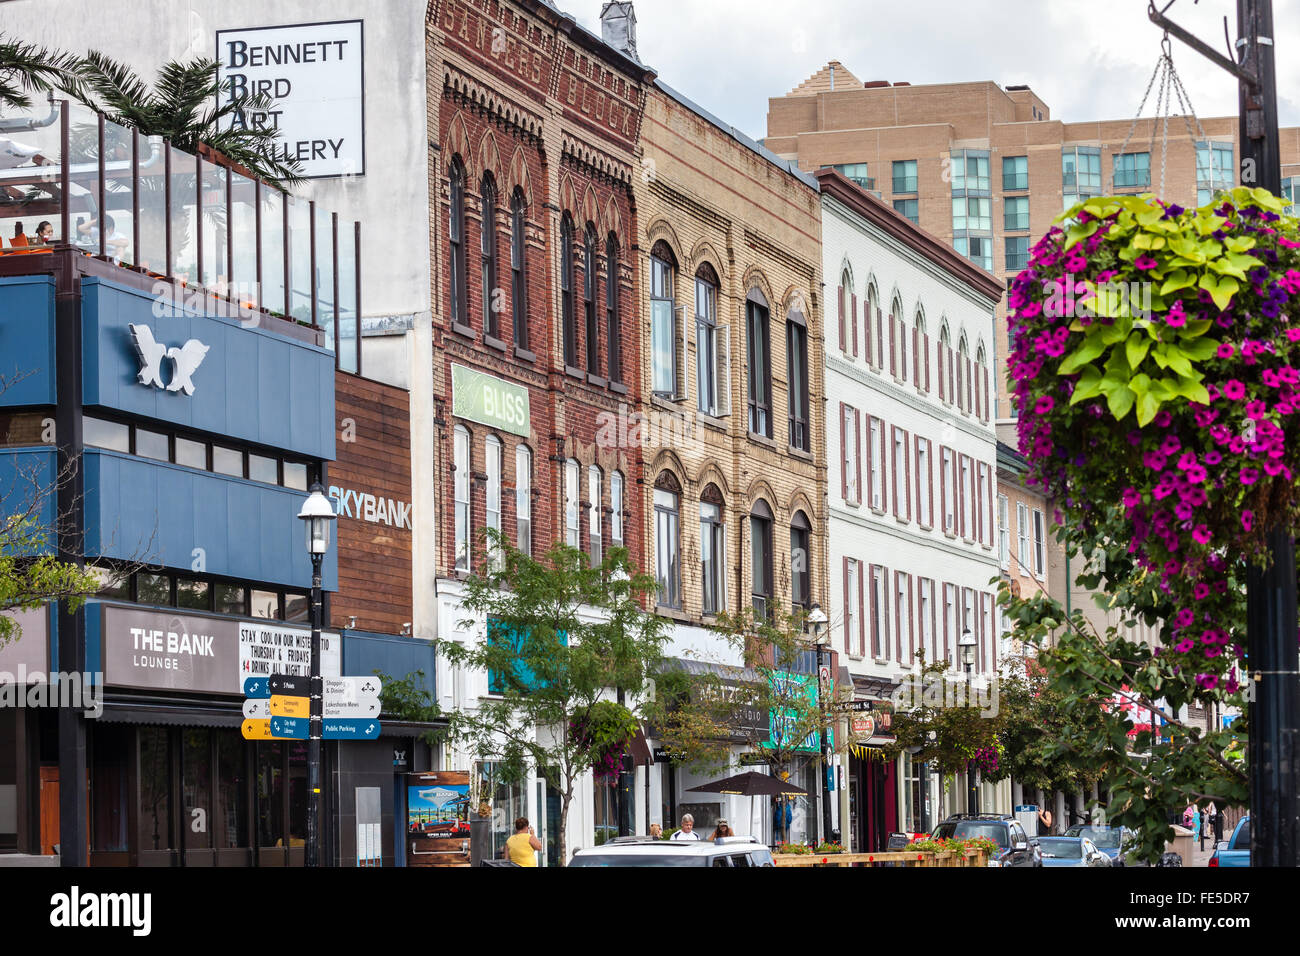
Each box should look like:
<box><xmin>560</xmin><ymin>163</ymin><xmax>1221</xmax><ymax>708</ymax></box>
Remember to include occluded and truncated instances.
<box><xmin>510</xmin><ymin>188</ymin><xmax>528</xmax><ymax>349</ymax></box>
<box><xmin>786</xmin><ymin>308</ymin><xmax>809</xmax><ymax>451</ymax></box>
<box><xmin>750</xmin><ymin>500</ymin><xmax>774</xmax><ymax>620</ymax></box>
<box><xmin>746</xmin><ymin>290</ymin><xmax>771</xmax><ymax>439</ymax></box>
<box><xmin>606</xmin><ymin>232</ymin><xmax>621</xmax><ymax>383</ymax></box>
<box><xmin>561</xmin><ymin>213</ymin><xmax>577</xmax><ymax>368</ymax></box>
<box><xmin>480</xmin><ymin>173</ymin><xmax>499</xmax><ymax>338</ymax></box>
<box><xmin>448</xmin><ymin>156</ymin><xmax>468</xmax><ymax>329</ymax></box>
<box><xmin>583</xmin><ymin>223</ymin><xmax>600</xmax><ymax>376</ymax></box>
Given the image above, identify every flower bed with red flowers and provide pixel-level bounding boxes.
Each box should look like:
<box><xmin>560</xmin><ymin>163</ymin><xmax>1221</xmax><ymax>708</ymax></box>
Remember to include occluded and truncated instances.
<box><xmin>1008</xmin><ymin>187</ymin><xmax>1300</xmax><ymax>697</ymax></box>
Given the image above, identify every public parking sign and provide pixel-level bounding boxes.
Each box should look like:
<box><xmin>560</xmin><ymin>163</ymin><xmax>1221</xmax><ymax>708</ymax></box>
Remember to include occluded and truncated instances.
<box><xmin>323</xmin><ymin>719</ymin><xmax>381</xmax><ymax>740</ymax></box>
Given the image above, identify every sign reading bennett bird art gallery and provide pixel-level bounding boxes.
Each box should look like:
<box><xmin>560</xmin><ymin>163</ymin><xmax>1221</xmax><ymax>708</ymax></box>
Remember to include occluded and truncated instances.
<box><xmin>216</xmin><ymin>20</ymin><xmax>365</xmax><ymax>179</ymax></box>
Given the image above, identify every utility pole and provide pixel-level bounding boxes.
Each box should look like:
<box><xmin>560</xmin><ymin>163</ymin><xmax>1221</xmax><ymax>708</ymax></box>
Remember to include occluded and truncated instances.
<box><xmin>1149</xmin><ymin>0</ymin><xmax>1299</xmax><ymax>867</ymax></box>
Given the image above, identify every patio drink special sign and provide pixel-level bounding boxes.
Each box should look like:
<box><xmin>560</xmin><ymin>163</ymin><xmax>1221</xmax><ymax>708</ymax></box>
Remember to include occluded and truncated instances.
<box><xmin>217</xmin><ymin>20</ymin><xmax>365</xmax><ymax>178</ymax></box>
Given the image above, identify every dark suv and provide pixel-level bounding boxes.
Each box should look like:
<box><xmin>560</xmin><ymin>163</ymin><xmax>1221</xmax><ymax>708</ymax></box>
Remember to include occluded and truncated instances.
<box><xmin>931</xmin><ymin>814</ymin><xmax>1042</xmax><ymax>867</ymax></box>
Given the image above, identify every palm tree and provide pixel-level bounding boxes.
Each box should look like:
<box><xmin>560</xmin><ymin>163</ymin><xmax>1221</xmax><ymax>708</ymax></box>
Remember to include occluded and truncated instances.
<box><xmin>0</xmin><ymin>33</ymin><xmax>81</xmax><ymax>113</ymax></box>
<box><xmin>64</xmin><ymin>53</ymin><xmax>302</xmax><ymax>187</ymax></box>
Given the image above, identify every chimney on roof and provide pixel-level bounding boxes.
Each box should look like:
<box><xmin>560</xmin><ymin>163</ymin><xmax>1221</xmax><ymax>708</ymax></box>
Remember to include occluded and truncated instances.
<box><xmin>829</xmin><ymin>63</ymin><xmax>835</xmax><ymax>90</ymax></box>
<box><xmin>601</xmin><ymin>2</ymin><xmax>638</xmax><ymax>60</ymax></box>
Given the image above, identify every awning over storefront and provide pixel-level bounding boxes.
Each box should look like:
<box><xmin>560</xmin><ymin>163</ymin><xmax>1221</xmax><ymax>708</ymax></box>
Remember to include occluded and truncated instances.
<box><xmin>100</xmin><ymin>700</ymin><xmax>242</xmax><ymax>728</ymax></box>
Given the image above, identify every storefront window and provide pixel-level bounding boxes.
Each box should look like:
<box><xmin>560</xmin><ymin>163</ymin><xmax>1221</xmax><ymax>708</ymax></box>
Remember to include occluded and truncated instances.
<box><xmin>138</xmin><ymin>573</ymin><xmax>171</xmax><ymax>607</ymax></box>
<box><xmin>176</xmin><ymin>578</ymin><xmax>209</xmax><ymax>611</ymax></box>
<box><xmin>479</xmin><ymin>761</ymin><xmax>525</xmax><ymax>858</ymax></box>
<box><xmin>215</xmin><ymin>584</ymin><xmax>246</xmax><ymax>616</ymax></box>
<box><xmin>215</xmin><ymin>731</ymin><xmax>249</xmax><ymax>850</ymax></box>
<box><xmin>593</xmin><ymin>777</ymin><xmax>617</xmax><ymax>845</ymax></box>
<box><xmin>139</xmin><ymin>727</ymin><xmax>172</xmax><ymax>852</ymax></box>
<box><xmin>286</xmin><ymin>742</ymin><xmax>308</xmax><ymax>847</ymax></box>
<box><xmin>256</xmin><ymin>742</ymin><xmax>283</xmax><ymax>848</ymax></box>
<box><xmin>183</xmin><ymin>729</ymin><xmax>213</xmax><ymax>850</ymax></box>
<box><xmin>283</xmin><ymin>592</ymin><xmax>309</xmax><ymax>623</ymax></box>
<box><xmin>251</xmin><ymin>590</ymin><xmax>280</xmax><ymax>619</ymax></box>
<box><xmin>91</xmin><ymin>723</ymin><xmax>130</xmax><ymax>852</ymax></box>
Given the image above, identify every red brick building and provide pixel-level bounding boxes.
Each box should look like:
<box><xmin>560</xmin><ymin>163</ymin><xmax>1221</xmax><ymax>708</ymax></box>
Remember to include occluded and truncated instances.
<box><xmin>426</xmin><ymin>0</ymin><xmax>653</xmax><ymax>664</ymax></box>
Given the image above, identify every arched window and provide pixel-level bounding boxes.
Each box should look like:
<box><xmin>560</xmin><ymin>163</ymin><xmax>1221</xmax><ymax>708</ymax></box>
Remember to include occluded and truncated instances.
<box><xmin>565</xmin><ymin>458</ymin><xmax>580</xmax><ymax>547</ymax></box>
<box><xmin>515</xmin><ymin>444</ymin><xmax>531</xmax><ymax>556</ymax></box>
<box><xmin>750</xmin><ymin>498</ymin><xmax>773</xmax><ymax>619</ymax></box>
<box><xmin>454</xmin><ymin>425</ymin><xmax>470</xmax><ymax>571</ymax></box>
<box><xmin>696</xmin><ymin>262</ymin><xmax>720</xmax><ymax>414</ymax></box>
<box><xmin>606</xmin><ymin>233</ymin><xmax>621</xmax><ymax>383</ymax></box>
<box><xmin>561</xmin><ymin>214</ymin><xmax>577</xmax><ymax>368</ymax></box>
<box><xmin>746</xmin><ymin>288</ymin><xmax>771</xmax><ymax>438</ymax></box>
<box><xmin>510</xmin><ymin>188</ymin><xmax>528</xmax><ymax>349</ymax></box>
<box><xmin>584</xmin><ymin>223</ymin><xmax>600</xmax><ymax>376</ymax></box>
<box><xmin>480</xmin><ymin>174</ymin><xmax>499</xmax><ymax>337</ymax></box>
<box><xmin>588</xmin><ymin>465</ymin><xmax>603</xmax><ymax>565</ymax></box>
<box><xmin>958</xmin><ymin>337</ymin><xmax>971</xmax><ymax>415</ymax></box>
<box><xmin>866</xmin><ymin>285</ymin><xmax>879</xmax><ymax>369</ymax></box>
<box><xmin>976</xmin><ymin>344</ymin><xmax>990</xmax><ymax>422</ymax></box>
<box><xmin>914</xmin><ymin>310</ymin><xmax>930</xmax><ymax>392</ymax></box>
<box><xmin>655</xmin><ymin>472</ymin><xmax>682</xmax><ymax>608</ymax></box>
<box><xmin>837</xmin><ymin>269</ymin><xmax>853</xmax><ymax>355</ymax></box>
<box><xmin>700</xmin><ymin>483</ymin><xmax>726</xmax><ymax>615</ymax></box>
<box><xmin>485</xmin><ymin>435</ymin><xmax>502</xmax><ymax>567</ymax></box>
<box><xmin>939</xmin><ymin>325</ymin><xmax>953</xmax><ymax>404</ymax></box>
<box><xmin>892</xmin><ymin>297</ymin><xmax>907</xmax><ymax>383</ymax></box>
<box><xmin>790</xmin><ymin>510</ymin><xmax>811</xmax><ymax>610</ymax></box>
<box><xmin>448</xmin><ymin>157</ymin><xmax>467</xmax><ymax>328</ymax></box>
<box><xmin>787</xmin><ymin>301</ymin><xmax>809</xmax><ymax>451</ymax></box>
<box><xmin>610</xmin><ymin>471</ymin><xmax>625</xmax><ymax>548</ymax></box>
<box><xmin>650</xmin><ymin>241</ymin><xmax>676</xmax><ymax>396</ymax></box>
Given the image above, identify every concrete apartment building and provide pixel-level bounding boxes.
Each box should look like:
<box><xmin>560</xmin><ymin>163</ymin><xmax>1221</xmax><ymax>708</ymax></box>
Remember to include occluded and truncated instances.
<box><xmin>634</xmin><ymin>75</ymin><xmax>828</xmax><ymax>843</ymax></box>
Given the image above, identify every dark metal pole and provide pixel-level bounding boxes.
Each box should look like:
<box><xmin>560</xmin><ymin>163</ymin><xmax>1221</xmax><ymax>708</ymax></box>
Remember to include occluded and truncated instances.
<box><xmin>965</xmin><ymin>659</ymin><xmax>978</xmax><ymax>815</ymax></box>
<box><xmin>307</xmin><ymin>549</ymin><xmax>323</xmax><ymax>867</ymax></box>
<box><xmin>1237</xmin><ymin>0</ymin><xmax>1299</xmax><ymax>869</ymax></box>
<box><xmin>818</xmin><ymin>642</ymin><xmax>832</xmax><ymax>844</ymax></box>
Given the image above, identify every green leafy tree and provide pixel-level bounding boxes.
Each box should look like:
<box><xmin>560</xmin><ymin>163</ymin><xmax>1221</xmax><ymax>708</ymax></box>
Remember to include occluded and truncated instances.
<box><xmin>0</xmin><ymin>33</ymin><xmax>81</xmax><ymax>113</ymax></box>
<box><xmin>882</xmin><ymin>653</ymin><xmax>1003</xmax><ymax>780</ymax></box>
<box><xmin>437</xmin><ymin>531</ymin><xmax>669</xmax><ymax>865</ymax></box>
<box><xmin>375</xmin><ymin>668</ymin><xmax>443</xmax><ymax>749</ymax></box>
<box><xmin>645</xmin><ymin>604</ymin><xmax>829</xmax><ymax>843</ymax></box>
<box><xmin>62</xmin><ymin>53</ymin><xmax>302</xmax><ymax>186</ymax></box>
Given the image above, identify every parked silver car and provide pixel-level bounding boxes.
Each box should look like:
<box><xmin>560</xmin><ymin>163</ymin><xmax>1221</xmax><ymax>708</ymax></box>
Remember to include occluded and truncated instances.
<box><xmin>570</xmin><ymin>835</ymin><xmax>775</xmax><ymax>867</ymax></box>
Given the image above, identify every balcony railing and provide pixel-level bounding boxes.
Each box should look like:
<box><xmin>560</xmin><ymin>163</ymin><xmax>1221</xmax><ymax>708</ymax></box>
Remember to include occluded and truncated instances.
<box><xmin>0</xmin><ymin>98</ymin><xmax>361</xmax><ymax>372</ymax></box>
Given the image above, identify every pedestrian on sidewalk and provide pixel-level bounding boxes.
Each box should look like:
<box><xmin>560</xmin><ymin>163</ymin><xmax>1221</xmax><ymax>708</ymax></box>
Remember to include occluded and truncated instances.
<box><xmin>1211</xmin><ymin>803</ymin><xmax>1224</xmax><ymax>844</ymax></box>
<box><xmin>1191</xmin><ymin>805</ymin><xmax>1202</xmax><ymax>848</ymax></box>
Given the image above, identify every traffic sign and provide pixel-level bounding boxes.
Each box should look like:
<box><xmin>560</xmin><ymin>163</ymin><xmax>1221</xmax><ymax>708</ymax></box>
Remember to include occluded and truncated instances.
<box><xmin>268</xmin><ymin>675</ymin><xmax>311</xmax><ymax>697</ymax></box>
<box><xmin>243</xmin><ymin>698</ymin><xmax>270</xmax><ymax>719</ymax></box>
<box><xmin>270</xmin><ymin>695</ymin><xmax>311</xmax><ymax>718</ymax></box>
<box><xmin>243</xmin><ymin>676</ymin><xmax>271</xmax><ymax>699</ymax></box>
<box><xmin>241</xmin><ymin>718</ymin><xmax>273</xmax><ymax>741</ymax></box>
<box><xmin>270</xmin><ymin>716</ymin><xmax>310</xmax><ymax>739</ymax></box>
<box><xmin>322</xmin><ymin>719</ymin><xmax>381</xmax><ymax>740</ymax></box>
<box><xmin>324</xmin><ymin>698</ymin><xmax>382</xmax><ymax>719</ymax></box>
<box><xmin>323</xmin><ymin>676</ymin><xmax>383</xmax><ymax>702</ymax></box>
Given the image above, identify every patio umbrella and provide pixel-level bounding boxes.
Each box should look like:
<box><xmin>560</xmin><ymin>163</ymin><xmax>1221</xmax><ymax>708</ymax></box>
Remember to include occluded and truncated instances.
<box><xmin>686</xmin><ymin>772</ymin><xmax>808</xmax><ymax>845</ymax></box>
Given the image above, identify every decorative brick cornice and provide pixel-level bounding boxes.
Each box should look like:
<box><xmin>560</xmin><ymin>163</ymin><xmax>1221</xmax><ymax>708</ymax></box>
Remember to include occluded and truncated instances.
<box><xmin>561</xmin><ymin>131</ymin><xmax>633</xmax><ymax>185</ymax></box>
<box><xmin>443</xmin><ymin>64</ymin><xmax>545</xmax><ymax>144</ymax></box>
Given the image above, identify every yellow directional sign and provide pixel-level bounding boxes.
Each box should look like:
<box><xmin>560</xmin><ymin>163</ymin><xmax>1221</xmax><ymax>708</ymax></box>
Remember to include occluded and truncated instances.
<box><xmin>241</xmin><ymin>718</ymin><xmax>273</xmax><ymax>741</ymax></box>
<box><xmin>270</xmin><ymin>695</ymin><xmax>310</xmax><ymax>718</ymax></box>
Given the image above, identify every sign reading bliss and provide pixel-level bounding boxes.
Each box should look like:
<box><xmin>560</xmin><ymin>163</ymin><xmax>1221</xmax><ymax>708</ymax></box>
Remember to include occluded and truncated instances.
<box><xmin>216</xmin><ymin>20</ymin><xmax>365</xmax><ymax>178</ymax></box>
<box><xmin>451</xmin><ymin>363</ymin><xmax>530</xmax><ymax>437</ymax></box>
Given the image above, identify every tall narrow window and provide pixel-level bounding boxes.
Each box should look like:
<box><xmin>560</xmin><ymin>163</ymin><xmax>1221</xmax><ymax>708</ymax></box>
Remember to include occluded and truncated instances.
<box><xmin>941</xmin><ymin>446</ymin><xmax>955</xmax><ymax>534</ymax></box>
<box><xmin>751</xmin><ymin>500</ymin><xmax>773</xmax><ymax>619</ymax></box>
<box><xmin>997</xmin><ymin>494</ymin><xmax>1009</xmax><ymax>570</ymax></box>
<box><xmin>868</xmin><ymin>417</ymin><xmax>884</xmax><ymax>510</ymax></box>
<box><xmin>842</xmin><ymin>405</ymin><xmax>860</xmax><ymax>504</ymax></box>
<box><xmin>650</xmin><ymin>248</ymin><xmax>675</xmax><ymax>395</ymax></box>
<box><xmin>565</xmin><ymin>458</ymin><xmax>580</xmax><ymax>547</ymax></box>
<box><xmin>1033</xmin><ymin>509</ymin><xmax>1046</xmax><ymax>579</ymax></box>
<box><xmin>787</xmin><ymin>305</ymin><xmax>809</xmax><ymax>451</ymax></box>
<box><xmin>510</xmin><ymin>188</ymin><xmax>528</xmax><ymax>349</ymax></box>
<box><xmin>516</xmin><ymin>445</ymin><xmax>532</xmax><ymax>557</ymax></box>
<box><xmin>696</xmin><ymin>265</ymin><xmax>719</xmax><ymax>414</ymax></box>
<box><xmin>485</xmin><ymin>436</ymin><xmax>502</xmax><ymax>567</ymax></box>
<box><xmin>606</xmin><ymin>233</ymin><xmax>620</xmax><ymax>383</ymax></box>
<box><xmin>448</xmin><ymin>157</ymin><xmax>467</xmax><ymax>328</ymax></box>
<box><xmin>845</xmin><ymin>558</ymin><xmax>860</xmax><ymax>656</ymax></box>
<box><xmin>919</xmin><ymin>578</ymin><xmax>936</xmax><ymax>662</ymax></box>
<box><xmin>916</xmin><ymin>437</ymin><xmax>932</xmax><ymax>528</ymax></box>
<box><xmin>588</xmin><ymin>466</ymin><xmax>603</xmax><ymax>565</ymax></box>
<box><xmin>454</xmin><ymin>425</ymin><xmax>470</xmax><ymax>571</ymax></box>
<box><xmin>655</xmin><ymin>475</ymin><xmax>681</xmax><ymax>608</ymax></box>
<box><xmin>561</xmin><ymin>214</ymin><xmax>577</xmax><ymax>367</ymax></box>
<box><xmin>584</xmin><ymin>224</ymin><xmax>599</xmax><ymax>376</ymax></box>
<box><xmin>480</xmin><ymin>175</ymin><xmax>499</xmax><ymax>338</ymax></box>
<box><xmin>746</xmin><ymin>289</ymin><xmax>771</xmax><ymax>438</ymax></box>
<box><xmin>870</xmin><ymin>565</ymin><xmax>889</xmax><ymax>659</ymax></box>
<box><xmin>960</xmin><ymin>455</ymin><xmax>973</xmax><ymax>540</ymax></box>
<box><xmin>1017</xmin><ymin>502</ymin><xmax>1030</xmax><ymax>574</ymax></box>
<box><xmin>611</xmin><ymin>471</ymin><xmax>625</xmax><ymax>549</ymax></box>
<box><xmin>790</xmin><ymin>511</ymin><xmax>811</xmax><ymax>610</ymax></box>
<box><xmin>700</xmin><ymin>488</ymin><xmax>726</xmax><ymax>615</ymax></box>
<box><xmin>893</xmin><ymin>297</ymin><xmax>907</xmax><ymax>383</ymax></box>
<box><xmin>895</xmin><ymin>571</ymin><xmax>912</xmax><ymax>663</ymax></box>
<box><xmin>892</xmin><ymin>426</ymin><xmax>910</xmax><ymax>521</ymax></box>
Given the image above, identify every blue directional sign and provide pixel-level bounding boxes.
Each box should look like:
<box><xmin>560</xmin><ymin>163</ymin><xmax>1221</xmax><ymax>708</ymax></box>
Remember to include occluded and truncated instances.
<box><xmin>323</xmin><ymin>719</ymin><xmax>382</xmax><ymax>740</ymax></box>
<box><xmin>270</xmin><ymin>716</ymin><xmax>309</xmax><ymax>739</ymax></box>
<box><xmin>244</xmin><ymin>676</ymin><xmax>271</xmax><ymax>699</ymax></box>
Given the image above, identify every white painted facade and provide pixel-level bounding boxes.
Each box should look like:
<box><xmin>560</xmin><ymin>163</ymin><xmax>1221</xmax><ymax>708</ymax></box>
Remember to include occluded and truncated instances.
<box><xmin>821</xmin><ymin>189</ymin><xmax>1008</xmax><ymax>836</ymax></box>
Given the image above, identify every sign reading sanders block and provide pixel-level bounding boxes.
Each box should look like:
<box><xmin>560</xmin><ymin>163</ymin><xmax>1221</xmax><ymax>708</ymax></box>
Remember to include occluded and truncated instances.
<box><xmin>217</xmin><ymin>20</ymin><xmax>365</xmax><ymax>179</ymax></box>
<box><xmin>451</xmin><ymin>363</ymin><xmax>530</xmax><ymax>437</ymax></box>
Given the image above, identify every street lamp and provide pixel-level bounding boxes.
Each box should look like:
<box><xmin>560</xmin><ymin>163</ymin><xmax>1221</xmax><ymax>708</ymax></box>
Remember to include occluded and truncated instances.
<box><xmin>807</xmin><ymin>603</ymin><xmax>832</xmax><ymax>846</ymax></box>
<box><xmin>297</xmin><ymin>482</ymin><xmax>336</xmax><ymax>868</ymax></box>
<box><xmin>959</xmin><ymin>625</ymin><xmax>978</xmax><ymax>816</ymax></box>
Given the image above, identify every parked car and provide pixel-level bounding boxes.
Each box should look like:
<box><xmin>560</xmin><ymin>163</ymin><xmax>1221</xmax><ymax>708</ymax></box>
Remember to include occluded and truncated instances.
<box><xmin>1038</xmin><ymin>836</ymin><xmax>1113</xmax><ymax>868</ymax></box>
<box><xmin>1062</xmin><ymin>824</ymin><xmax>1140</xmax><ymax>867</ymax></box>
<box><xmin>570</xmin><ymin>835</ymin><xmax>776</xmax><ymax>867</ymax></box>
<box><xmin>931</xmin><ymin>813</ymin><xmax>1042</xmax><ymax>867</ymax></box>
<box><xmin>1209</xmin><ymin>815</ymin><xmax>1250</xmax><ymax>868</ymax></box>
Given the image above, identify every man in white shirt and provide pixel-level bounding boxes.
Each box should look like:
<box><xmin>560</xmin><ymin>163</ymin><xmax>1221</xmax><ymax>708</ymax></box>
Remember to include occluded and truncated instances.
<box><xmin>671</xmin><ymin>813</ymin><xmax>700</xmax><ymax>840</ymax></box>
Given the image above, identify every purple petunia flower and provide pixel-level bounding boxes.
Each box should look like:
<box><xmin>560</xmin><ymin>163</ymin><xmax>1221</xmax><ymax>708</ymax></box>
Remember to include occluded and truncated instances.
<box><xmin>1223</xmin><ymin>380</ymin><xmax>1247</xmax><ymax>401</ymax></box>
<box><xmin>1175</xmin><ymin>639</ymin><xmax>1195</xmax><ymax>653</ymax></box>
<box><xmin>1240</xmin><ymin>467</ymin><xmax>1260</xmax><ymax>486</ymax></box>
<box><xmin>1034</xmin><ymin>396</ymin><xmax>1054</xmax><ymax>415</ymax></box>
<box><xmin>1135</xmin><ymin>254</ymin><xmax>1157</xmax><ymax>270</ymax></box>
<box><xmin>1242</xmin><ymin>510</ymin><xmax>1254</xmax><ymax>532</ymax></box>
<box><xmin>1194</xmin><ymin>583</ymin><xmax>1211</xmax><ymax>600</ymax></box>
<box><xmin>1217</xmin><ymin>342</ymin><xmax>1236</xmax><ymax>359</ymax></box>
<box><xmin>1192</xmin><ymin>525</ymin><xmax>1212</xmax><ymax>544</ymax></box>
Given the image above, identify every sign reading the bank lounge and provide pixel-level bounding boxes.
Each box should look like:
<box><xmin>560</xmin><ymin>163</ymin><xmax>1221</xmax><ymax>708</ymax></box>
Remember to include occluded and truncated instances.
<box><xmin>451</xmin><ymin>363</ymin><xmax>530</xmax><ymax>437</ymax></box>
<box><xmin>216</xmin><ymin>20</ymin><xmax>365</xmax><ymax>179</ymax></box>
<box><xmin>101</xmin><ymin>605</ymin><xmax>339</xmax><ymax>695</ymax></box>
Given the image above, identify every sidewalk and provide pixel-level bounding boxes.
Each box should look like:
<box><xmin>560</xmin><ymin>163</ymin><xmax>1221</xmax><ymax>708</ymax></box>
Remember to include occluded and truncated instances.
<box><xmin>1185</xmin><ymin>836</ymin><xmax>1216</xmax><ymax>867</ymax></box>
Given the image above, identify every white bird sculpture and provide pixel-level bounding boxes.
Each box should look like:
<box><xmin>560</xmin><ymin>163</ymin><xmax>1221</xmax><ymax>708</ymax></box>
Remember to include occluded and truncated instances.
<box><xmin>128</xmin><ymin>323</ymin><xmax>167</xmax><ymax>388</ymax></box>
<box><xmin>165</xmin><ymin>339</ymin><xmax>210</xmax><ymax>395</ymax></box>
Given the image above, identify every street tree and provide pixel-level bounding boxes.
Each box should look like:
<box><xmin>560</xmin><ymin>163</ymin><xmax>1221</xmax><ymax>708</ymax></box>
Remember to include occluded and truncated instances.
<box><xmin>437</xmin><ymin>531</ymin><xmax>668</xmax><ymax>865</ymax></box>
<box><xmin>0</xmin><ymin>33</ymin><xmax>80</xmax><ymax>113</ymax></box>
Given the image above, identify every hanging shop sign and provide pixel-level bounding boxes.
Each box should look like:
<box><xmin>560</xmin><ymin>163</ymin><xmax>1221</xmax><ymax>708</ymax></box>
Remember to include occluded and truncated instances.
<box><xmin>451</xmin><ymin>364</ymin><xmax>531</xmax><ymax>437</ymax></box>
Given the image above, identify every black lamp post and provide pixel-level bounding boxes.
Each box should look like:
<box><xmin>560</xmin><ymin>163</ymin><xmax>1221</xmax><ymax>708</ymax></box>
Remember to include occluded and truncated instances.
<box><xmin>959</xmin><ymin>625</ymin><xmax>978</xmax><ymax>815</ymax></box>
<box><xmin>297</xmin><ymin>482</ymin><xmax>336</xmax><ymax>868</ymax></box>
<box><xmin>807</xmin><ymin>603</ymin><xmax>832</xmax><ymax>845</ymax></box>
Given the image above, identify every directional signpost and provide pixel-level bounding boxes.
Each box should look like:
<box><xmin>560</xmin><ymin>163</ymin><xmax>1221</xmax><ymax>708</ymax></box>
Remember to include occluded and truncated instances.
<box><xmin>323</xmin><ymin>719</ymin><xmax>382</xmax><ymax>740</ymax></box>
<box><xmin>242</xmin><ymin>673</ymin><xmax>382</xmax><ymax>741</ymax></box>
<box><xmin>271</xmin><ymin>715</ymin><xmax>310</xmax><ymax>740</ymax></box>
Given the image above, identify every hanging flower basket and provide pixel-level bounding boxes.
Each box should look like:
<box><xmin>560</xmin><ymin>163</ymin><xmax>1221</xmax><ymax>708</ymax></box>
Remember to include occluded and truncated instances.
<box><xmin>570</xmin><ymin>700</ymin><xmax>638</xmax><ymax>780</ymax></box>
<box><xmin>1007</xmin><ymin>187</ymin><xmax>1300</xmax><ymax>693</ymax></box>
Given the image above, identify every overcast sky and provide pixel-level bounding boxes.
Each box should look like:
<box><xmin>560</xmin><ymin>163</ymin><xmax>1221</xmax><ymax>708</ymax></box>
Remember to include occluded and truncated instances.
<box><xmin>568</xmin><ymin>0</ymin><xmax>1300</xmax><ymax>140</ymax></box>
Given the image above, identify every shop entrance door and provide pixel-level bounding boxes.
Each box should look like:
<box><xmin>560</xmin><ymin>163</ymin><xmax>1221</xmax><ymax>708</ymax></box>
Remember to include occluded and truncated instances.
<box><xmin>39</xmin><ymin>766</ymin><xmax>58</xmax><ymax>855</ymax></box>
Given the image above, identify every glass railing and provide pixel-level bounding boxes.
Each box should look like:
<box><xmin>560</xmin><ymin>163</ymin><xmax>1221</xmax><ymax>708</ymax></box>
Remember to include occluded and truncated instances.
<box><xmin>0</xmin><ymin>98</ymin><xmax>361</xmax><ymax>369</ymax></box>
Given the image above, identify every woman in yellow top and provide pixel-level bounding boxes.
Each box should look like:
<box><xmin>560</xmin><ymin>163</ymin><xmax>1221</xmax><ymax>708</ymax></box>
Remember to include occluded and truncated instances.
<box><xmin>506</xmin><ymin>817</ymin><xmax>543</xmax><ymax>866</ymax></box>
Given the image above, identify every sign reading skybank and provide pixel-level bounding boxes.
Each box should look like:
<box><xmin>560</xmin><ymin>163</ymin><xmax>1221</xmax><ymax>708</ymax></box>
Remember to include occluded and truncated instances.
<box><xmin>451</xmin><ymin>364</ymin><xmax>530</xmax><ymax>437</ymax></box>
<box><xmin>99</xmin><ymin>605</ymin><xmax>340</xmax><ymax>695</ymax></box>
<box><xmin>216</xmin><ymin>20</ymin><xmax>365</xmax><ymax>179</ymax></box>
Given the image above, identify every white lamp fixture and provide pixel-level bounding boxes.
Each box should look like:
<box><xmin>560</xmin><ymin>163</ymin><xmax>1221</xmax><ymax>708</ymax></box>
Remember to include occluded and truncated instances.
<box><xmin>297</xmin><ymin>482</ymin><xmax>337</xmax><ymax>556</ymax></box>
<box><xmin>959</xmin><ymin>625</ymin><xmax>976</xmax><ymax>668</ymax></box>
<box><xmin>807</xmin><ymin>602</ymin><xmax>829</xmax><ymax>645</ymax></box>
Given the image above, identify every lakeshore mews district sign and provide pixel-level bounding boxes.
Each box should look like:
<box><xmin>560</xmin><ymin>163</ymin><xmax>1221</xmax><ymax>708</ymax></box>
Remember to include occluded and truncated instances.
<box><xmin>217</xmin><ymin>20</ymin><xmax>365</xmax><ymax>179</ymax></box>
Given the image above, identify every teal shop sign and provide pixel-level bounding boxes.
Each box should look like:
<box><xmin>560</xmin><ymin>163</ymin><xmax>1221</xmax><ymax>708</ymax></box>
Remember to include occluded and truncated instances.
<box><xmin>766</xmin><ymin>670</ymin><xmax>831</xmax><ymax>754</ymax></box>
<box><xmin>451</xmin><ymin>363</ymin><xmax>530</xmax><ymax>437</ymax></box>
